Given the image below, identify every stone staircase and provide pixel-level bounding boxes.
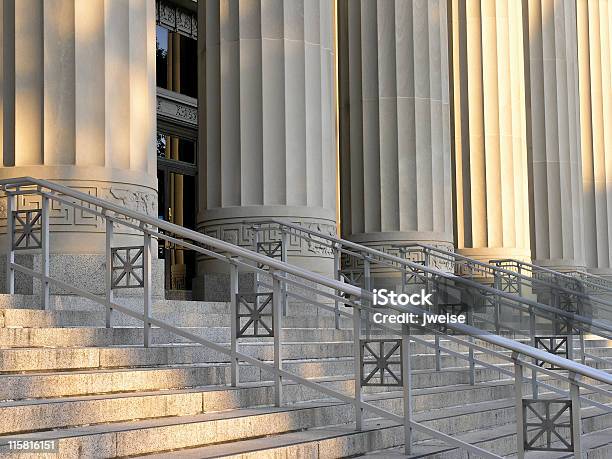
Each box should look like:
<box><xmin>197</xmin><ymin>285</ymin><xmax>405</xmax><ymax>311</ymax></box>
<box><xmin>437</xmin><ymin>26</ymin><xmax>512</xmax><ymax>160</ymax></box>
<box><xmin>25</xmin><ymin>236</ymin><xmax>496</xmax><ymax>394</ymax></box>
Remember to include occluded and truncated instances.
<box><xmin>0</xmin><ymin>295</ymin><xmax>611</xmax><ymax>458</ymax></box>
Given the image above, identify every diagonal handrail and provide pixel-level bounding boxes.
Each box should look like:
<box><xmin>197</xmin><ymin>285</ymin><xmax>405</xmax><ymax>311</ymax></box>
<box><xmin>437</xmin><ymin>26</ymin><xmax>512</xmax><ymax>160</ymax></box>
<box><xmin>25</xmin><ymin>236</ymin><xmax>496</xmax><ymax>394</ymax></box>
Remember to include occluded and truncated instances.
<box><xmin>408</xmin><ymin>243</ymin><xmax>612</xmax><ymax>309</ymax></box>
<box><xmin>489</xmin><ymin>258</ymin><xmax>612</xmax><ymax>295</ymax></box>
<box><xmin>256</xmin><ymin>219</ymin><xmax>612</xmax><ymax>339</ymax></box>
<box><xmin>1</xmin><ymin>177</ymin><xmax>611</xmax><ymax>459</ymax></box>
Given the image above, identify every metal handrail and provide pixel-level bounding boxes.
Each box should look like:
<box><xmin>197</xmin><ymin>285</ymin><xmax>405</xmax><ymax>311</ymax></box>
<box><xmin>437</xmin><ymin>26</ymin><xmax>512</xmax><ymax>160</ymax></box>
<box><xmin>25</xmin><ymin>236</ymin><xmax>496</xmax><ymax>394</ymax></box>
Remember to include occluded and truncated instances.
<box><xmin>1</xmin><ymin>177</ymin><xmax>611</xmax><ymax>458</ymax></box>
<box><xmin>488</xmin><ymin>258</ymin><xmax>612</xmax><ymax>294</ymax></box>
<box><xmin>256</xmin><ymin>219</ymin><xmax>612</xmax><ymax>340</ymax></box>
<box><xmin>407</xmin><ymin>243</ymin><xmax>612</xmax><ymax>310</ymax></box>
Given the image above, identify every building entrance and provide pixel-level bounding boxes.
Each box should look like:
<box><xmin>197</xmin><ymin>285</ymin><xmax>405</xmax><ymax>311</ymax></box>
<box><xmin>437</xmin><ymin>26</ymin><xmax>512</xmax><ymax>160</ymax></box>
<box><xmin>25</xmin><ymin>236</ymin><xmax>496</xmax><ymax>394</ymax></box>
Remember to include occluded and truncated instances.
<box><xmin>157</xmin><ymin>133</ymin><xmax>197</xmax><ymax>292</ymax></box>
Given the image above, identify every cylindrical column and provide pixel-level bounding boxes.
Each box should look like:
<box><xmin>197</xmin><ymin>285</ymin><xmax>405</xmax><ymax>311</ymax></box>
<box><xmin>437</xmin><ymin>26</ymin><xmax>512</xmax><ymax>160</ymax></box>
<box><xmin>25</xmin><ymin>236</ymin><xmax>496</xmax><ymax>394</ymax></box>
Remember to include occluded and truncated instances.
<box><xmin>0</xmin><ymin>0</ymin><xmax>158</xmax><ymax>295</ymax></box>
<box><xmin>524</xmin><ymin>0</ymin><xmax>586</xmax><ymax>272</ymax></box>
<box><xmin>196</xmin><ymin>0</ymin><xmax>337</xmax><ymax>289</ymax></box>
<box><xmin>578</xmin><ymin>0</ymin><xmax>612</xmax><ymax>277</ymax></box>
<box><xmin>451</xmin><ymin>0</ymin><xmax>531</xmax><ymax>263</ymax></box>
<box><xmin>338</xmin><ymin>0</ymin><xmax>454</xmax><ymax>254</ymax></box>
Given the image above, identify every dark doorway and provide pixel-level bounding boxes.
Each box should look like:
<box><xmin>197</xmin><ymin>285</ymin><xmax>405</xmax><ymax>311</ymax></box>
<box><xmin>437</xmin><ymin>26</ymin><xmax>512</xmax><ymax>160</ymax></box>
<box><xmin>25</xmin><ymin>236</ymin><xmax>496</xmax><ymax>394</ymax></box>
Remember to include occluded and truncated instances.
<box><xmin>157</xmin><ymin>132</ymin><xmax>197</xmax><ymax>292</ymax></box>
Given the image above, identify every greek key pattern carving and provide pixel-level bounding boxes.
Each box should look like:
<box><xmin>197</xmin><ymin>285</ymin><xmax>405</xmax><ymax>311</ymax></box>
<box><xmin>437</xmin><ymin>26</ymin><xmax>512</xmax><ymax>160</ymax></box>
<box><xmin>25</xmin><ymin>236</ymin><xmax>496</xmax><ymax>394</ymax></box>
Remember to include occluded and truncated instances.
<box><xmin>201</xmin><ymin>220</ymin><xmax>337</xmax><ymax>259</ymax></box>
<box><xmin>0</xmin><ymin>186</ymin><xmax>157</xmax><ymax>235</ymax></box>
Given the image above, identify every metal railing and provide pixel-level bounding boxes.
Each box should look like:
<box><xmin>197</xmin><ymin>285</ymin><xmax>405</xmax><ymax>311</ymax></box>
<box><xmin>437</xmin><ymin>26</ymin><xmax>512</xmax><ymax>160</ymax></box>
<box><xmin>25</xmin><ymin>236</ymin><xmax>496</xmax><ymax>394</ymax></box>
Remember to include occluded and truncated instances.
<box><xmin>249</xmin><ymin>220</ymin><xmax>612</xmax><ymax>345</ymax></box>
<box><xmin>0</xmin><ymin>178</ymin><xmax>610</xmax><ymax>458</ymax></box>
<box><xmin>488</xmin><ymin>258</ymin><xmax>612</xmax><ymax>297</ymax></box>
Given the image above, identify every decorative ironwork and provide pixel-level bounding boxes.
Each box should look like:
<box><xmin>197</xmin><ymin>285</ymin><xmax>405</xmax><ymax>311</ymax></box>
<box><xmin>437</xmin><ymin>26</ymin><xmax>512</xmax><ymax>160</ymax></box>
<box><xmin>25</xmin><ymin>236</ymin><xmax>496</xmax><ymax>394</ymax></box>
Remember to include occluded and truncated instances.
<box><xmin>534</xmin><ymin>337</ymin><xmax>569</xmax><ymax>369</ymax></box>
<box><xmin>360</xmin><ymin>339</ymin><xmax>403</xmax><ymax>387</ymax></box>
<box><xmin>236</xmin><ymin>293</ymin><xmax>274</xmax><ymax>338</ymax></box>
<box><xmin>558</xmin><ymin>292</ymin><xmax>582</xmax><ymax>315</ymax></box>
<box><xmin>12</xmin><ymin>209</ymin><xmax>42</xmax><ymax>250</ymax></box>
<box><xmin>111</xmin><ymin>246</ymin><xmax>144</xmax><ymax>289</ymax></box>
<box><xmin>554</xmin><ymin>318</ymin><xmax>581</xmax><ymax>336</ymax></box>
<box><xmin>339</xmin><ymin>269</ymin><xmax>364</xmax><ymax>288</ymax></box>
<box><xmin>156</xmin><ymin>0</ymin><xmax>197</xmax><ymax>39</ymax></box>
<box><xmin>522</xmin><ymin>399</ymin><xmax>574</xmax><ymax>452</ymax></box>
<box><xmin>256</xmin><ymin>241</ymin><xmax>282</xmax><ymax>269</ymax></box>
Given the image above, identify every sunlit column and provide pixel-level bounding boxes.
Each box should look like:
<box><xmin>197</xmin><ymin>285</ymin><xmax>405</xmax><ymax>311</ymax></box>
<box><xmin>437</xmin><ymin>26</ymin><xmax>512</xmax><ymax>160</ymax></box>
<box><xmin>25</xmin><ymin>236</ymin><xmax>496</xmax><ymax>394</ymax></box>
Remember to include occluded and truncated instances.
<box><xmin>337</xmin><ymin>0</ymin><xmax>454</xmax><ymax>253</ymax></box>
<box><xmin>0</xmin><ymin>0</ymin><xmax>158</xmax><ymax>293</ymax></box>
<box><xmin>524</xmin><ymin>0</ymin><xmax>585</xmax><ymax>271</ymax></box>
<box><xmin>196</xmin><ymin>0</ymin><xmax>337</xmax><ymax>278</ymax></box>
<box><xmin>578</xmin><ymin>0</ymin><xmax>612</xmax><ymax>276</ymax></box>
<box><xmin>451</xmin><ymin>0</ymin><xmax>531</xmax><ymax>263</ymax></box>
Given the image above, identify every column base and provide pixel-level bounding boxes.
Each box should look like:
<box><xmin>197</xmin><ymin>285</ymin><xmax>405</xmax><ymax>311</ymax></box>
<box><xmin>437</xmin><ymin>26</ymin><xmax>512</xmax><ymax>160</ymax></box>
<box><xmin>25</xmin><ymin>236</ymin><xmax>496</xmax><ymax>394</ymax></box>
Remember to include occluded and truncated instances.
<box><xmin>0</xmin><ymin>253</ymin><xmax>165</xmax><ymax>299</ymax></box>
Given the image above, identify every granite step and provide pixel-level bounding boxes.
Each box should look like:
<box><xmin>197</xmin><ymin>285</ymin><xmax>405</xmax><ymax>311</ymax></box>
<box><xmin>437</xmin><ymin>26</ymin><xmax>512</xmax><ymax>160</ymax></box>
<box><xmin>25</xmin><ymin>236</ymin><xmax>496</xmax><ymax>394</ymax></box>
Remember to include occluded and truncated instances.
<box><xmin>0</xmin><ymin>326</ymin><xmax>353</xmax><ymax>347</ymax></box>
<box><xmin>0</xmin><ymin>345</ymin><xmax>511</xmax><ymax>372</ymax></box>
<box><xmin>0</xmin><ymin>366</ymin><xmax>509</xmax><ymax>401</ymax></box>
<box><xmin>0</xmin><ymin>308</ymin><xmax>353</xmax><ymax>329</ymax></box>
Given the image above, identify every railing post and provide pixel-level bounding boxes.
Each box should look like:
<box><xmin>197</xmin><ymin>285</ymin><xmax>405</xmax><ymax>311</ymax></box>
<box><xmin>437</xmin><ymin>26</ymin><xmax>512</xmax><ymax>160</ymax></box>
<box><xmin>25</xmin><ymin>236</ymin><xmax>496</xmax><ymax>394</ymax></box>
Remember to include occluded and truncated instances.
<box><xmin>253</xmin><ymin>226</ymin><xmax>260</xmax><ymax>293</ymax></box>
<box><xmin>272</xmin><ymin>272</ymin><xmax>283</xmax><ymax>407</ymax></box>
<box><xmin>230</xmin><ymin>262</ymin><xmax>239</xmax><ymax>386</ymax></box>
<box><xmin>143</xmin><ymin>230</ymin><xmax>152</xmax><ymax>348</ymax></box>
<box><xmin>363</xmin><ymin>257</ymin><xmax>371</xmax><ymax>338</ymax></box>
<box><xmin>468</xmin><ymin>308</ymin><xmax>475</xmax><ymax>385</ymax></box>
<box><xmin>433</xmin><ymin>295</ymin><xmax>441</xmax><ymax>371</ymax></box>
<box><xmin>513</xmin><ymin>354</ymin><xmax>526</xmax><ymax>459</ymax></box>
<box><xmin>402</xmin><ymin>324</ymin><xmax>413</xmax><ymax>455</ymax></box>
<box><xmin>353</xmin><ymin>301</ymin><xmax>363</xmax><ymax>430</ymax></box>
<box><xmin>579</xmin><ymin>333</ymin><xmax>586</xmax><ymax>366</ymax></box>
<box><xmin>6</xmin><ymin>192</ymin><xmax>15</xmax><ymax>294</ymax></box>
<box><xmin>40</xmin><ymin>196</ymin><xmax>50</xmax><ymax>310</ymax></box>
<box><xmin>529</xmin><ymin>306</ymin><xmax>538</xmax><ymax>399</ymax></box>
<box><xmin>105</xmin><ymin>218</ymin><xmax>114</xmax><ymax>328</ymax></box>
<box><xmin>569</xmin><ymin>372</ymin><xmax>583</xmax><ymax>459</ymax></box>
<box><xmin>280</xmin><ymin>230</ymin><xmax>288</xmax><ymax>317</ymax></box>
<box><xmin>333</xmin><ymin>243</ymin><xmax>341</xmax><ymax>330</ymax></box>
<box><xmin>493</xmin><ymin>273</ymin><xmax>501</xmax><ymax>334</ymax></box>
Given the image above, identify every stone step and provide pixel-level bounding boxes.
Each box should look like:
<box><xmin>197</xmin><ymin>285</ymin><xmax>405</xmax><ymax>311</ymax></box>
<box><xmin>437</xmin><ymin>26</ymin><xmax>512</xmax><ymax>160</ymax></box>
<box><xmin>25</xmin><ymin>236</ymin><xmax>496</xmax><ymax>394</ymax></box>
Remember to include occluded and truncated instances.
<box><xmin>0</xmin><ymin>309</ymin><xmax>352</xmax><ymax>329</ymax></box>
<box><xmin>0</xmin><ymin>343</ymin><xmax>358</xmax><ymax>372</ymax></box>
<box><xmin>0</xmin><ymin>345</ymin><xmax>512</xmax><ymax>373</ymax></box>
<box><xmin>3</xmin><ymin>372</ymin><xmax>571</xmax><ymax>436</ymax></box>
<box><xmin>137</xmin><ymin>420</ymin><xmax>402</xmax><ymax>459</ymax></box>
<box><xmin>0</xmin><ymin>401</ymin><xmax>359</xmax><ymax>457</ymax></box>
<box><xmin>0</xmin><ymin>379</ymin><xmax>534</xmax><ymax>435</ymax></box>
<box><xmin>0</xmin><ymin>326</ymin><xmax>353</xmax><ymax>347</ymax></box>
<box><xmin>51</xmin><ymin>297</ymin><xmax>346</xmax><ymax>318</ymax></box>
<box><xmin>0</xmin><ymin>365</ymin><xmax>508</xmax><ymax>401</ymax></box>
<box><xmin>0</xmin><ymin>294</ymin><xmax>349</xmax><ymax>318</ymax></box>
<box><xmin>0</xmin><ymin>308</ymin><xmax>353</xmax><ymax>328</ymax></box>
<box><xmin>0</xmin><ymin>392</ymin><xmax>607</xmax><ymax>458</ymax></box>
<box><xmin>364</xmin><ymin>424</ymin><xmax>612</xmax><ymax>458</ymax></box>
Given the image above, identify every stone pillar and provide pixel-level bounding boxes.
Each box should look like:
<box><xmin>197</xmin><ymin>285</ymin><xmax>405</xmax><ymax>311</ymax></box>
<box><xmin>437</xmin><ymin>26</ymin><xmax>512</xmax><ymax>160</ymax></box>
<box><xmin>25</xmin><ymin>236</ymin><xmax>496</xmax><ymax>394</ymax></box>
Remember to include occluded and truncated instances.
<box><xmin>524</xmin><ymin>0</ymin><xmax>585</xmax><ymax>271</ymax></box>
<box><xmin>451</xmin><ymin>0</ymin><xmax>531</xmax><ymax>263</ymax></box>
<box><xmin>337</xmin><ymin>0</ymin><xmax>454</xmax><ymax>255</ymax></box>
<box><xmin>195</xmin><ymin>0</ymin><xmax>337</xmax><ymax>293</ymax></box>
<box><xmin>0</xmin><ymin>0</ymin><xmax>159</xmax><ymax>294</ymax></box>
<box><xmin>577</xmin><ymin>0</ymin><xmax>612</xmax><ymax>277</ymax></box>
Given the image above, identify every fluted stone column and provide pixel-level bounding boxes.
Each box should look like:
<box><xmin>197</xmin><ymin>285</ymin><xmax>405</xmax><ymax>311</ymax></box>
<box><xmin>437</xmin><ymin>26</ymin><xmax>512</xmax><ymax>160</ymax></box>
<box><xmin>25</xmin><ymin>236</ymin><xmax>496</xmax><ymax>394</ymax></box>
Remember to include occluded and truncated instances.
<box><xmin>451</xmin><ymin>0</ymin><xmax>531</xmax><ymax>263</ymax></box>
<box><xmin>196</xmin><ymin>0</ymin><xmax>337</xmax><ymax>287</ymax></box>
<box><xmin>0</xmin><ymin>0</ymin><xmax>159</xmax><ymax>294</ymax></box>
<box><xmin>577</xmin><ymin>0</ymin><xmax>612</xmax><ymax>276</ymax></box>
<box><xmin>337</xmin><ymin>0</ymin><xmax>454</xmax><ymax>255</ymax></box>
<box><xmin>524</xmin><ymin>0</ymin><xmax>586</xmax><ymax>271</ymax></box>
